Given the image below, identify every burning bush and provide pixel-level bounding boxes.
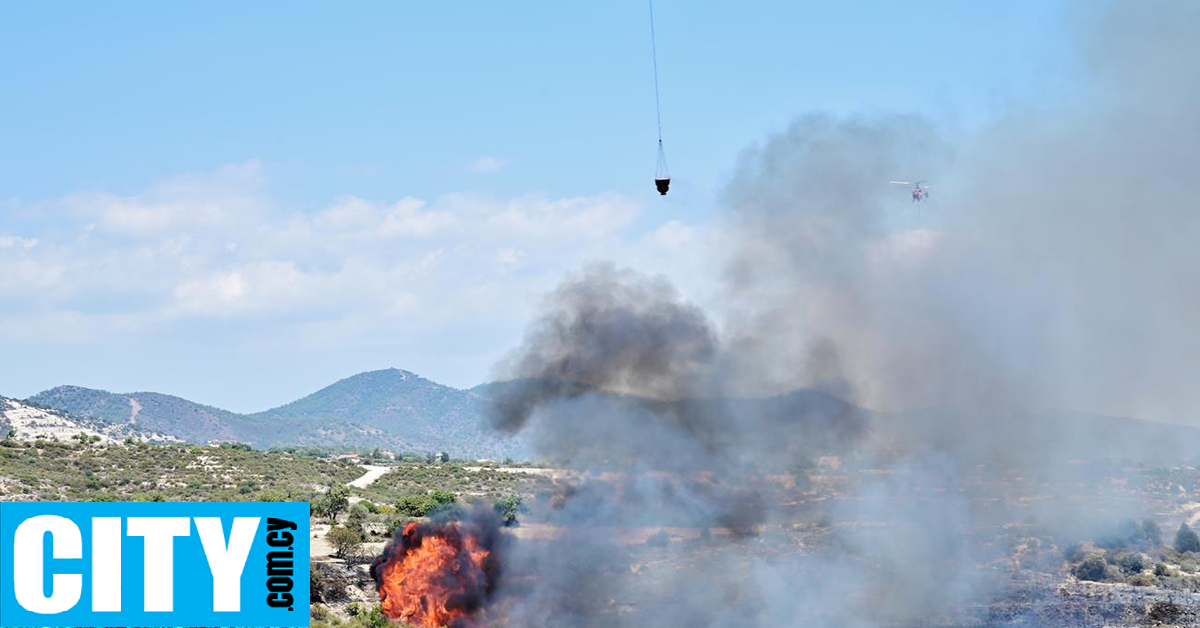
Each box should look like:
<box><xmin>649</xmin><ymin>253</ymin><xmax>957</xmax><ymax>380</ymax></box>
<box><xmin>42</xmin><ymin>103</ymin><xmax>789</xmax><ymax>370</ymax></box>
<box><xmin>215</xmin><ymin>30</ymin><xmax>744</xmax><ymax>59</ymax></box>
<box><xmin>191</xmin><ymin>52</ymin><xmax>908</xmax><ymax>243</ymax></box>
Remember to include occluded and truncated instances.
<box><xmin>369</xmin><ymin>507</ymin><xmax>504</xmax><ymax>628</ymax></box>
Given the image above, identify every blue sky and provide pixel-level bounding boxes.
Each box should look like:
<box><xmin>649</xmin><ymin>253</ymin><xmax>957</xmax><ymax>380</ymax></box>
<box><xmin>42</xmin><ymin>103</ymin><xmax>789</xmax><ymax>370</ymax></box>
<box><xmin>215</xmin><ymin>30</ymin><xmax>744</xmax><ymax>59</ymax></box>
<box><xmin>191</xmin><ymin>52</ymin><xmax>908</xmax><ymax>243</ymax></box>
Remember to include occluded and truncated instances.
<box><xmin>0</xmin><ymin>1</ymin><xmax>1078</xmax><ymax>411</ymax></box>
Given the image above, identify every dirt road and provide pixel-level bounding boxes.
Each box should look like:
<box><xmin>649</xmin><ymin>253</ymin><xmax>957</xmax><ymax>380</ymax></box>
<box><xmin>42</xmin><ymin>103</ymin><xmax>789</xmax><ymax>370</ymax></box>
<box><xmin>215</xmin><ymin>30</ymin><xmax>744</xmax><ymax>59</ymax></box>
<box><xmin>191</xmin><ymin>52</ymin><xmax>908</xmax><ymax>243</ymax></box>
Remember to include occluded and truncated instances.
<box><xmin>312</xmin><ymin>464</ymin><xmax>392</xmax><ymax>560</ymax></box>
<box><xmin>349</xmin><ymin>464</ymin><xmax>391</xmax><ymax>488</ymax></box>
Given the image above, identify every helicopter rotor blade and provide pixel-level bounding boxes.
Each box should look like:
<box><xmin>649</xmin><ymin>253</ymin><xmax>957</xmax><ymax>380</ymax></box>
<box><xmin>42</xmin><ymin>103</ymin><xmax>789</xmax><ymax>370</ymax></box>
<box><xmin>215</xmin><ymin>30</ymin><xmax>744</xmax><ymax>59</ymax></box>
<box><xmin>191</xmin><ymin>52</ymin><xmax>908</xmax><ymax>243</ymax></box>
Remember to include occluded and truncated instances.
<box><xmin>889</xmin><ymin>181</ymin><xmax>911</xmax><ymax>185</ymax></box>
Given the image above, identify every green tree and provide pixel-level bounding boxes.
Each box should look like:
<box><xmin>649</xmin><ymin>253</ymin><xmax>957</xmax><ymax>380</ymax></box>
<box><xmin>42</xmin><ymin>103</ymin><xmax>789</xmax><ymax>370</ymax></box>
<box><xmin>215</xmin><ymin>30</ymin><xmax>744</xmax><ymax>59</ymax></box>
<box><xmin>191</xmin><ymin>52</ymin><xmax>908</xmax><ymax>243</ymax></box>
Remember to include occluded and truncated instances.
<box><xmin>327</xmin><ymin>526</ymin><xmax>363</xmax><ymax>560</ymax></box>
<box><xmin>1175</xmin><ymin>522</ymin><xmax>1200</xmax><ymax>553</ymax></box>
<box><xmin>315</xmin><ymin>485</ymin><xmax>351</xmax><ymax>521</ymax></box>
<box><xmin>346</xmin><ymin>503</ymin><xmax>370</xmax><ymax>535</ymax></box>
<box><xmin>493</xmin><ymin>495</ymin><xmax>524</xmax><ymax>526</ymax></box>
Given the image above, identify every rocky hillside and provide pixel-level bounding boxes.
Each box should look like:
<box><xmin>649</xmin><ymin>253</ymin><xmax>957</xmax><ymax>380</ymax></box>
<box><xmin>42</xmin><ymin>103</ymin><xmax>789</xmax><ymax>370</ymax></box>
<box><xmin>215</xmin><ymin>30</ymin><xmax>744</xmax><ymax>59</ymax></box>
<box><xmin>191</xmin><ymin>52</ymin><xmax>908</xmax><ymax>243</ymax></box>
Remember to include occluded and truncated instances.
<box><xmin>27</xmin><ymin>369</ymin><xmax>527</xmax><ymax>459</ymax></box>
<box><xmin>0</xmin><ymin>396</ymin><xmax>177</xmax><ymax>444</ymax></box>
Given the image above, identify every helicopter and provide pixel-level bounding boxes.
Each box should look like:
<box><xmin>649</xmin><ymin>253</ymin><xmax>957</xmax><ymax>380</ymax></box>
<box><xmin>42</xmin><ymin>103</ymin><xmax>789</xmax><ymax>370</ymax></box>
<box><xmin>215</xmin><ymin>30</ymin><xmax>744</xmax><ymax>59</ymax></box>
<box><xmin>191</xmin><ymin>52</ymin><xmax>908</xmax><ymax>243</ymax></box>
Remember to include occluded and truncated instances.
<box><xmin>890</xmin><ymin>180</ymin><xmax>930</xmax><ymax>202</ymax></box>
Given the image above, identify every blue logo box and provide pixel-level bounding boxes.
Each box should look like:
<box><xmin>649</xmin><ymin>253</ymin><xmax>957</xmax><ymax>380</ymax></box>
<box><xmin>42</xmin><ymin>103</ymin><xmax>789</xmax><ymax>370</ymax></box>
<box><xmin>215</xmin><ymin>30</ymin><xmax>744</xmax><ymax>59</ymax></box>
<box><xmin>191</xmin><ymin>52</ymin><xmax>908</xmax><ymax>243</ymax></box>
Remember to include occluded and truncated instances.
<box><xmin>0</xmin><ymin>502</ymin><xmax>310</xmax><ymax>627</ymax></box>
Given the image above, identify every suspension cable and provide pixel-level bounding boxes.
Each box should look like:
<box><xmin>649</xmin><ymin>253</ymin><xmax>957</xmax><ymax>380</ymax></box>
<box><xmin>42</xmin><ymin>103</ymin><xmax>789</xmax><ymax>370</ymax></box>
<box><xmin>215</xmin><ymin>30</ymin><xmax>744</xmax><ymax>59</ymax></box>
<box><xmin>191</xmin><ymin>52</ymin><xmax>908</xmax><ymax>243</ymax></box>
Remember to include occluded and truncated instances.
<box><xmin>649</xmin><ymin>0</ymin><xmax>664</xmax><ymax>144</ymax></box>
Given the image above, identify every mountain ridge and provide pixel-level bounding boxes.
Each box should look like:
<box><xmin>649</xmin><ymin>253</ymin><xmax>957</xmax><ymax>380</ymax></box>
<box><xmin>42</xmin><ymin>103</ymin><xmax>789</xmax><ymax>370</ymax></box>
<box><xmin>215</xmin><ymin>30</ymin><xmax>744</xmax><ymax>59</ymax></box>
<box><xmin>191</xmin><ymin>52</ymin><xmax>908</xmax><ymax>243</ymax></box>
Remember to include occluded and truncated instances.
<box><xmin>27</xmin><ymin>369</ymin><xmax>523</xmax><ymax>458</ymax></box>
<box><xmin>22</xmin><ymin>368</ymin><xmax>1200</xmax><ymax>465</ymax></box>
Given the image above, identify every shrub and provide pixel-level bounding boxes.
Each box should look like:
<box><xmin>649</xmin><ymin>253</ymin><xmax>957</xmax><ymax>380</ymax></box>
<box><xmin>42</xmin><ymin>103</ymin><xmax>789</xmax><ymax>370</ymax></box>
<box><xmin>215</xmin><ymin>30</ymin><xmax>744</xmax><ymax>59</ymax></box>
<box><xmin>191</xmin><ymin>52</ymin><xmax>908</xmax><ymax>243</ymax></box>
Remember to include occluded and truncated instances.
<box><xmin>429</xmin><ymin>489</ymin><xmax>457</xmax><ymax>507</ymax></box>
<box><xmin>1175</xmin><ymin>523</ymin><xmax>1200</xmax><ymax>553</ymax></box>
<box><xmin>1127</xmin><ymin>573</ymin><xmax>1157</xmax><ymax>587</ymax></box>
<box><xmin>327</xmin><ymin>526</ymin><xmax>364</xmax><ymax>560</ymax></box>
<box><xmin>395</xmin><ymin>495</ymin><xmax>437</xmax><ymax>517</ymax></box>
<box><xmin>343</xmin><ymin>604</ymin><xmax>390</xmax><ymax>628</ymax></box>
<box><xmin>384</xmin><ymin>515</ymin><xmax>409</xmax><ymax>537</ymax></box>
<box><xmin>1116</xmin><ymin>552</ymin><xmax>1146</xmax><ymax>575</ymax></box>
<box><xmin>346</xmin><ymin>503</ymin><xmax>370</xmax><ymax>535</ymax></box>
<box><xmin>493</xmin><ymin>495</ymin><xmax>524</xmax><ymax>526</ymax></box>
<box><xmin>1073</xmin><ymin>555</ymin><xmax>1110</xmax><ymax>582</ymax></box>
<box><xmin>310</xmin><ymin>562</ymin><xmax>350</xmax><ymax>604</ymax></box>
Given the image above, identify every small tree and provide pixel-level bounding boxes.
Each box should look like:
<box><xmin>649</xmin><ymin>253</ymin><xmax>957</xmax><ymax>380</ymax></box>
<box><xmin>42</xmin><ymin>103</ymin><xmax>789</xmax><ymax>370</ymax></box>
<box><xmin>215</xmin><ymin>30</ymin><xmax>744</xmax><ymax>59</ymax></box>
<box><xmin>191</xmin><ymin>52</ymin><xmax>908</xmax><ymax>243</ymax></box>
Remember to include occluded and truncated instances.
<box><xmin>316</xmin><ymin>485</ymin><xmax>351</xmax><ymax>521</ymax></box>
<box><xmin>346</xmin><ymin>503</ymin><xmax>370</xmax><ymax>536</ymax></box>
<box><xmin>1175</xmin><ymin>523</ymin><xmax>1200</xmax><ymax>553</ymax></box>
<box><xmin>327</xmin><ymin>526</ymin><xmax>363</xmax><ymax>560</ymax></box>
<box><xmin>493</xmin><ymin>495</ymin><xmax>524</xmax><ymax>527</ymax></box>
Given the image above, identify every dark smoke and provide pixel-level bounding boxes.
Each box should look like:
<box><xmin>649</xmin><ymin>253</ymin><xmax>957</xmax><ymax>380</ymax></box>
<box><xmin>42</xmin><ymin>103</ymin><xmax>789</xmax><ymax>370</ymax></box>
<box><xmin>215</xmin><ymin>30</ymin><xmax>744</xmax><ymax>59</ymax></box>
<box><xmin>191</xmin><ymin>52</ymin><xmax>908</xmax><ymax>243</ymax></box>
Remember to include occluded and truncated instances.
<box><xmin>488</xmin><ymin>264</ymin><xmax>717</xmax><ymax>434</ymax></box>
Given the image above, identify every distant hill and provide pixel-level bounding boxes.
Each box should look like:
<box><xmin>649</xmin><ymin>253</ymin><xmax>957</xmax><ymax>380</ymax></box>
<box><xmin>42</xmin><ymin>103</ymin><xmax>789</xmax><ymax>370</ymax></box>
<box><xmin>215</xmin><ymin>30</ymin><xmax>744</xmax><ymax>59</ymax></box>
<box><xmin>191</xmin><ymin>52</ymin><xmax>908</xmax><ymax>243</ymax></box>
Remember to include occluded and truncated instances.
<box><xmin>1</xmin><ymin>396</ymin><xmax>178</xmax><ymax>444</ymax></box>
<box><xmin>27</xmin><ymin>386</ymin><xmax>247</xmax><ymax>443</ymax></box>
<box><xmin>249</xmin><ymin>369</ymin><xmax>523</xmax><ymax>457</ymax></box>
<box><xmin>24</xmin><ymin>370</ymin><xmax>1200</xmax><ymax>465</ymax></box>
<box><xmin>28</xmin><ymin>369</ymin><xmax>528</xmax><ymax>459</ymax></box>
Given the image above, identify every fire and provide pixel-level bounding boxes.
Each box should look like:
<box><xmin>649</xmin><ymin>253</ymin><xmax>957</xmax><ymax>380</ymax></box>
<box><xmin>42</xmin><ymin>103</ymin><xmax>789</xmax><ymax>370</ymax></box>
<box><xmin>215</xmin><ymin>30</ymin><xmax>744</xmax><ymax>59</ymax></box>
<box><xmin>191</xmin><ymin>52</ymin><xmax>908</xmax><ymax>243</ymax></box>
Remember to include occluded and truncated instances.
<box><xmin>371</xmin><ymin>517</ymin><xmax>498</xmax><ymax>628</ymax></box>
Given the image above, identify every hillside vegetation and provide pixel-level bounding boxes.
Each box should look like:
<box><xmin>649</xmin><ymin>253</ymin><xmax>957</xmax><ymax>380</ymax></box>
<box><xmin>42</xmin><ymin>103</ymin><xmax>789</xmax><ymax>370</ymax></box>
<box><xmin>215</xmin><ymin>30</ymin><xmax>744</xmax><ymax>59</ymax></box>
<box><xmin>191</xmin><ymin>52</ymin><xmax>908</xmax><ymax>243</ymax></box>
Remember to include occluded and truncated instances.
<box><xmin>0</xmin><ymin>439</ymin><xmax>362</xmax><ymax>502</ymax></box>
<box><xmin>28</xmin><ymin>369</ymin><xmax>527</xmax><ymax>459</ymax></box>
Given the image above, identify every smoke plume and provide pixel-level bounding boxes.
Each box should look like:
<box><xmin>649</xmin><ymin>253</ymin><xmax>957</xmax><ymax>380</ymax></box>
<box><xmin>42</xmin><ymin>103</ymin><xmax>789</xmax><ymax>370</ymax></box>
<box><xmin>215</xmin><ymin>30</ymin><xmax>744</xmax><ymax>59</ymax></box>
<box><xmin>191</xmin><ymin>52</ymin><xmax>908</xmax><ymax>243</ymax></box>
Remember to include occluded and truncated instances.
<box><xmin>481</xmin><ymin>2</ymin><xmax>1200</xmax><ymax>627</ymax></box>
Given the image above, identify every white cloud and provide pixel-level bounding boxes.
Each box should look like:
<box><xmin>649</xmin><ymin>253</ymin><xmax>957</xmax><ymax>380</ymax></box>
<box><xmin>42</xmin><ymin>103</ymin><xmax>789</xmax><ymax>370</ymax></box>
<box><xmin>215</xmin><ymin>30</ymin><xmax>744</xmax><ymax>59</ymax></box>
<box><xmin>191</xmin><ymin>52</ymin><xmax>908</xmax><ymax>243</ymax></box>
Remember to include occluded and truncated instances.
<box><xmin>0</xmin><ymin>162</ymin><xmax>707</xmax><ymax>364</ymax></box>
<box><xmin>65</xmin><ymin>160</ymin><xmax>269</xmax><ymax>237</ymax></box>
<box><xmin>645</xmin><ymin>220</ymin><xmax>696</xmax><ymax>250</ymax></box>
<box><xmin>0</xmin><ymin>234</ymin><xmax>39</xmax><ymax>249</ymax></box>
<box><xmin>173</xmin><ymin>271</ymin><xmax>247</xmax><ymax>313</ymax></box>
<box><xmin>466</xmin><ymin>156</ymin><xmax>505</xmax><ymax>174</ymax></box>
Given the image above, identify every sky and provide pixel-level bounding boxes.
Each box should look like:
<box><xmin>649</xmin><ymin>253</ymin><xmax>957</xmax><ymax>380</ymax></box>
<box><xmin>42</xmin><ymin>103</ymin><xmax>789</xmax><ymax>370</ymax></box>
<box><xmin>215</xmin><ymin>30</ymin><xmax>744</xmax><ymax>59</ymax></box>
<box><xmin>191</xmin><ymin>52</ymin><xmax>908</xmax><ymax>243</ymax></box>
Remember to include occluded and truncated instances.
<box><xmin>0</xmin><ymin>1</ymin><xmax>1078</xmax><ymax>412</ymax></box>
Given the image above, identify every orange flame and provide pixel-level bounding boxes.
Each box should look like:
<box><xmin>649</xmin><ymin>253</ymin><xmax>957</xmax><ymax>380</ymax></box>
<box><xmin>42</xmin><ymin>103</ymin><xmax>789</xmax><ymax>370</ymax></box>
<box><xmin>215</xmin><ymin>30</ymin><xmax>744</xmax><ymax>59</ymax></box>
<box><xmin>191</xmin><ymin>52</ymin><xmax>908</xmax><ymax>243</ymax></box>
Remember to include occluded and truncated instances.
<box><xmin>376</xmin><ymin>521</ymin><xmax>492</xmax><ymax>628</ymax></box>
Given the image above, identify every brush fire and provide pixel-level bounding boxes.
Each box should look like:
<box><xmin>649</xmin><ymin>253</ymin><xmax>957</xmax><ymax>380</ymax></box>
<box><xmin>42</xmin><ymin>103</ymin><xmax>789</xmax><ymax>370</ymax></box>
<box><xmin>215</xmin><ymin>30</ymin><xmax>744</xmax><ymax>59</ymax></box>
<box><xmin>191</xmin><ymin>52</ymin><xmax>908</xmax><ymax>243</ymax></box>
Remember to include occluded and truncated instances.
<box><xmin>343</xmin><ymin>4</ymin><xmax>1200</xmax><ymax>626</ymax></box>
<box><xmin>370</xmin><ymin>510</ymin><xmax>503</xmax><ymax>628</ymax></box>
